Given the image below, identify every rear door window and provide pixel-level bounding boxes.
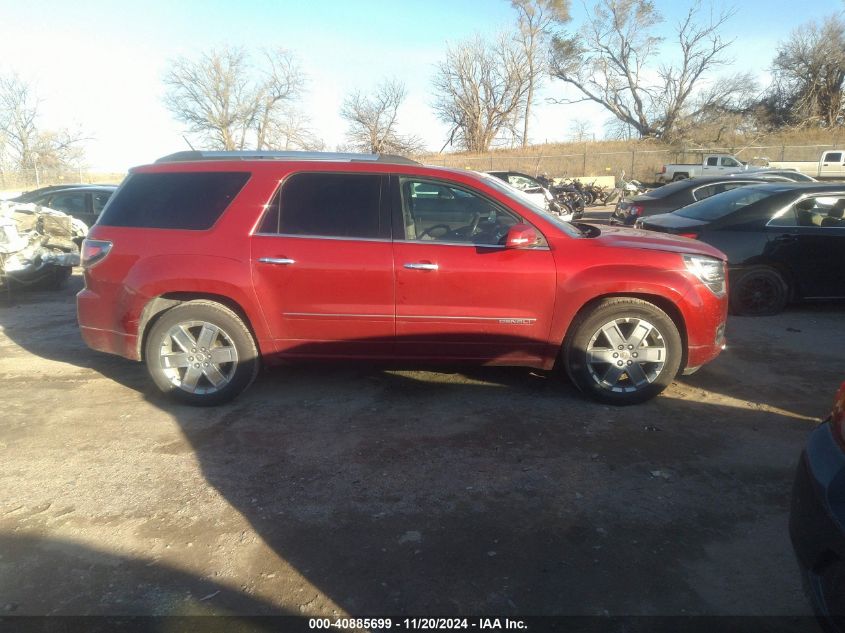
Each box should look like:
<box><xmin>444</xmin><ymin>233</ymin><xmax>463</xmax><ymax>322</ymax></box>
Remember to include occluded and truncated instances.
<box><xmin>259</xmin><ymin>173</ymin><xmax>386</xmax><ymax>239</ymax></box>
<box><xmin>46</xmin><ymin>192</ymin><xmax>86</xmax><ymax>216</ymax></box>
<box><xmin>99</xmin><ymin>172</ymin><xmax>250</xmax><ymax>230</ymax></box>
<box><xmin>776</xmin><ymin>196</ymin><xmax>845</xmax><ymax>228</ymax></box>
<box><xmin>92</xmin><ymin>191</ymin><xmax>112</xmax><ymax>217</ymax></box>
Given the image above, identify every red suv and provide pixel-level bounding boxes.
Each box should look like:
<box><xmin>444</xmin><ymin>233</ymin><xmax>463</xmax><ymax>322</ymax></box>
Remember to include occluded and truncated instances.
<box><xmin>77</xmin><ymin>151</ymin><xmax>728</xmax><ymax>406</ymax></box>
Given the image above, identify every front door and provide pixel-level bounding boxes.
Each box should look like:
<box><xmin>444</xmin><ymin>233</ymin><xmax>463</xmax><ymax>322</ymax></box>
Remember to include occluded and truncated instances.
<box><xmin>251</xmin><ymin>172</ymin><xmax>395</xmax><ymax>357</ymax></box>
<box><xmin>391</xmin><ymin>176</ymin><xmax>557</xmax><ymax>363</ymax></box>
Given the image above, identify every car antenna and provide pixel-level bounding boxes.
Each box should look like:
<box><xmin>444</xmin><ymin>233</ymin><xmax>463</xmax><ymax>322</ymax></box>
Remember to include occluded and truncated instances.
<box><xmin>182</xmin><ymin>135</ymin><xmax>196</xmax><ymax>151</ymax></box>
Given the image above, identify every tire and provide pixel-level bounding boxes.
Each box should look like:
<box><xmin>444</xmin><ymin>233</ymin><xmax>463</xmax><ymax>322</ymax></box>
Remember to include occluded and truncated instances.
<box><xmin>563</xmin><ymin>298</ymin><xmax>683</xmax><ymax>405</ymax></box>
<box><xmin>672</xmin><ymin>173</ymin><xmax>688</xmax><ymax>182</ymax></box>
<box><xmin>729</xmin><ymin>266</ymin><xmax>789</xmax><ymax>316</ymax></box>
<box><xmin>144</xmin><ymin>300</ymin><xmax>260</xmax><ymax>406</ymax></box>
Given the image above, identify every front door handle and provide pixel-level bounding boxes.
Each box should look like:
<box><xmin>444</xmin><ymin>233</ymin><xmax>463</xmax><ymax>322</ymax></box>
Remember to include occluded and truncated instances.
<box><xmin>404</xmin><ymin>262</ymin><xmax>439</xmax><ymax>271</ymax></box>
<box><xmin>258</xmin><ymin>257</ymin><xmax>296</xmax><ymax>265</ymax></box>
<box><xmin>773</xmin><ymin>234</ymin><xmax>797</xmax><ymax>243</ymax></box>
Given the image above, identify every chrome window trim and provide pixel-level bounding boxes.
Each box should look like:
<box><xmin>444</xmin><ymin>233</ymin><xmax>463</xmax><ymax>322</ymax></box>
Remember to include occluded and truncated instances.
<box><xmin>253</xmin><ymin>233</ymin><xmax>552</xmax><ymax>249</ymax></box>
<box><xmin>691</xmin><ymin>180</ymin><xmax>757</xmax><ymax>202</ymax></box>
<box><xmin>253</xmin><ymin>232</ymin><xmax>392</xmax><ymax>243</ymax></box>
<box><xmin>766</xmin><ymin>192</ymin><xmax>845</xmax><ymax>229</ymax></box>
<box><xmin>394</xmin><ymin>239</ymin><xmax>550</xmax><ymax>250</ymax></box>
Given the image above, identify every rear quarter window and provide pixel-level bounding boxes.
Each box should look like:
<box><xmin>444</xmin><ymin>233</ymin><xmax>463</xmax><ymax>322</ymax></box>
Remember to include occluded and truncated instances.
<box><xmin>98</xmin><ymin>172</ymin><xmax>250</xmax><ymax>229</ymax></box>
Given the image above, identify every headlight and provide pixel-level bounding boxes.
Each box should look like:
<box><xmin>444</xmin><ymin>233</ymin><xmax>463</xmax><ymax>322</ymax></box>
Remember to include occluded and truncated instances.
<box><xmin>683</xmin><ymin>255</ymin><xmax>726</xmax><ymax>296</ymax></box>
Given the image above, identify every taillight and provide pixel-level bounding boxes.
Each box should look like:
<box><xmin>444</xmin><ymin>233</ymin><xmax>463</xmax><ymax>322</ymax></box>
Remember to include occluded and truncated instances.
<box><xmin>678</xmin><ymin>232</ymin><xmax>699</xmax><ymax>239</ymax></box>
<box><xmin>661</xmin><ymin>165</ymin><xmax>666</xmax><ymax>173</ymax></box>
<box><xmin>629</xmin><ymin>205</ymin><xmax>644</xmax><ymax>216</ymax></box>
<box><xmin>81</xmin><ymin>239</ymin><xmax>112</xmax><ymax>268</ymax></box>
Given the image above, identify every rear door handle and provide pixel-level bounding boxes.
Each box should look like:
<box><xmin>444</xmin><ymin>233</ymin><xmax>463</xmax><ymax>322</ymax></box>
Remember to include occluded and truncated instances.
<box><xmin>773</xmin><ymin>234</ymin><xmax>797</xmax><ymax>243</ymax></box>
<box><xmin>404</xmin><ymin>262</ymin><xmax>439</xmax><ymax>271</ymax></box>
<box><xmin>258</xmin><ymin>257</ymin><xmax>296</xmax><ymax>265</ymax></box>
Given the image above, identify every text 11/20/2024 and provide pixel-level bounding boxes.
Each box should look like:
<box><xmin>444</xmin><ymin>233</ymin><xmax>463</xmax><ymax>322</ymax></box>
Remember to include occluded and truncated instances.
<box><xmin>309</xmin><ymin>618</ymin><xmax>527</xmax><ymax>630</ymax></box>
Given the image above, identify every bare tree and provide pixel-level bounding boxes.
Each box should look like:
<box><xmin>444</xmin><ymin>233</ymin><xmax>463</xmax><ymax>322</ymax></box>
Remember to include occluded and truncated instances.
<box><xmin>0</xmin><ymin>73</ymin><xmax>86</xmax><ymax>181</ymax></box>
<box><xmin>163</xmin><ymin>47</ymin><xmax>307</xmax><ymax>151</ymax></box>
<box><xmin>433</xmin><ymin>34</ymin><xmax>531</xmax><ymax>152</ymax></box>
<box><xmin>568</xmin><ymin>118</ymin><xmax>593</xmax><ymax>142</ymax></box>
<box><xmin>340</xmin><ymin>78</ymin><xmax>424</xmax><ymax>154</ymax></box>
<box><xmin>0</xmin><ymin>74</ymin><xmax>39</xmax><ymax>172</ymax></box>
<box><xmin>264</xmin><ymin>107</ymin><xmax>325</xmax><ymax>151</ymax></box>
<box><xmin>765</xmin><ymin>14</ymin><xmax>845</xmax><ymax>127</ymax></box>
<box><xmin>549</xmin><ymin>0</ymin><xmax>740</xmax><ymax>140</ymax></box>
<box><xmin>510</xmin><ymin>0</ymin><xmax>571</xmax><ymax>147</ymax></box>
<box><xmin>253</xmin><ymin>48</ymin><xmax>307</xmax><ymax>149</ymax></box>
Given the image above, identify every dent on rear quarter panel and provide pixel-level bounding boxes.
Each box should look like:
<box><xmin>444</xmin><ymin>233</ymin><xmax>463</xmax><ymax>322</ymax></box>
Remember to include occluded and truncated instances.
<box><xmin>125</xmin><ymin>253</ymin><xmax>273</xmax><ymax>358</ymax></box>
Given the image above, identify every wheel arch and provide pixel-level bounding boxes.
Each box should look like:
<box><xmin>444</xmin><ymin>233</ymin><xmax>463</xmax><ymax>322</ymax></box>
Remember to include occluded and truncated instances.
<box><xmin>731</xmin><ymin>258</ymin><xmax>797</xmax><ymax>300</ymax></box>
<box><xmin>137</xmin><ymin>292</ymin><xmax>260</xmax><ymax>361</ymax></box>
<box><xmin>560</xmin><ymin>292</ymin><xmax>689</xmax><ymax>370</ymax></box>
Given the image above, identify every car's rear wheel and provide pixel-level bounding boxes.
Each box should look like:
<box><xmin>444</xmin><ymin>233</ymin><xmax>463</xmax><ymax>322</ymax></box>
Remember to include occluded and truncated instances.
<box><xmin>564</xmin><ymin>298</ymin><xmax>682</xmax><ymax>405</ymax></box>
<box><xmin>729</xmin><ymin>265</ymin><xmax>789</xmax><ymax>316</ymax></box>
<box><xmin>144</xmin><ymin>301</ymin><xmax>259</xmax><ymax>406</ymax></box>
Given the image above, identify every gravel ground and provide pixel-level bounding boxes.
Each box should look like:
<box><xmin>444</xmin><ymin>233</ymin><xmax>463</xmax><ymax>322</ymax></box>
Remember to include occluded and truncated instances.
<box><xmin>0</xmin><ymin>237</ymin><xmax>842</xmax><ymax>620</ymax></box>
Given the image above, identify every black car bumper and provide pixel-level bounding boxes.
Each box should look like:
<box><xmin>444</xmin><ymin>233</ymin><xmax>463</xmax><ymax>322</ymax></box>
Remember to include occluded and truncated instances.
<box><xmin>790</xmin><ymin>422</ymin><xmax>845</xmax><ymax>624</ymax></box>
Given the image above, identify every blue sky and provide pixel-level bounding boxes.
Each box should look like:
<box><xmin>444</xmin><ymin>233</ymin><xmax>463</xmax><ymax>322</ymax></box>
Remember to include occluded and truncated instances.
<box><xmin>0</xmin><ymin>0</ymin><xmax>839</xmax><ymax>171</ymax></box>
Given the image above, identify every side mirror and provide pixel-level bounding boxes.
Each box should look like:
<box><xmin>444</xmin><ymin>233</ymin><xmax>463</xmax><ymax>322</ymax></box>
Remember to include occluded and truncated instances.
<box><xmin>505</xmin><ymin>223</ymin><xmax>539</xmax><ymax>249</ymax></box>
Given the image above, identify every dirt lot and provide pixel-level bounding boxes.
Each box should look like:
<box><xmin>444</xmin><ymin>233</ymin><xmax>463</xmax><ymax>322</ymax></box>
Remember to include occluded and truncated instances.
<box><xmin>0</xmin><ymin>257</ymin><xmax>842</xmax><ymax>619</ymax></box>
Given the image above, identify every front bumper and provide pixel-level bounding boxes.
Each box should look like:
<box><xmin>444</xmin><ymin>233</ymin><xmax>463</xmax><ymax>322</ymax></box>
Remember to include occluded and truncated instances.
<box><xmin>790</xmin><ymin>422</ymin><xmax>845</xmax><ymax>623</ymax></box>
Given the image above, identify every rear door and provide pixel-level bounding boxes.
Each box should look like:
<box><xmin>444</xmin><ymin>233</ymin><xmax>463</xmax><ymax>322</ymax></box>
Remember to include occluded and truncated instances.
<box><xmin>251</xmin><ymin>172</ymin><xmax>395</xmax><ymax>357</ymax></box>
<box><xmin>765</xmin><ymin>193</ymin><xmax>845</xmax><ymax>297</ymax></box>
<box><xmin>391</xmin><ymin>176</ymin><xmax>557</xmax><ymax>363</ymax></box>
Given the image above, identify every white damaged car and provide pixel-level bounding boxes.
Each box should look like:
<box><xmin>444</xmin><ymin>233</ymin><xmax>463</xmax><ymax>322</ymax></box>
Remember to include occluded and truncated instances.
<box><xmin>0</xmin><ymin>201</ymin><xmax>83</xmax><ymax>290</ymax></box>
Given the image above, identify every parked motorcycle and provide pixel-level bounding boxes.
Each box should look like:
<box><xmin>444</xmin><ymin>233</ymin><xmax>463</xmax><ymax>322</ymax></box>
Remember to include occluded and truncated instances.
<box><xmin>610</xmin><ymin>171</ymin><xmax>648</xmax><ymax>203</ymax></box>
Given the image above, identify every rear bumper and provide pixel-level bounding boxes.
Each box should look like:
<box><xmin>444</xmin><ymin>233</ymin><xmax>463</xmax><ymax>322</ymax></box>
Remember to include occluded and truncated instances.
<box><xmin>790</xmin><ymin>423</ymin><xmax>845</xmax><ymax>622</ymax></box>
<box><xmin>77</xmin><ymin>287</ymin><xmax>139</xmax><ymax>360</ymax></box>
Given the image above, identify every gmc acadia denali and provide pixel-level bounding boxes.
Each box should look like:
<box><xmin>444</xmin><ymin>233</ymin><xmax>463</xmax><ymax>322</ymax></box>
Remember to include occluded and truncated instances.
<box><xmin>77</xmin><ymin>151</ymin><xmax>728</xmax><ymax>406</ymax></box>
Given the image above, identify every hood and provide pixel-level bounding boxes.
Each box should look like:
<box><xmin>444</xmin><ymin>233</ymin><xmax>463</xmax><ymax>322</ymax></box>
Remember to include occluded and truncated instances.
<box><xmin>588</xmin><ymin>224</ymin><xmax>725</xmax><ymax>260</ymax></box>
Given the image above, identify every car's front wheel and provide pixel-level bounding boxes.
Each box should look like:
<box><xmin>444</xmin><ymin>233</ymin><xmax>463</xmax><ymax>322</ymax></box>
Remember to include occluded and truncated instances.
<box><xmin>144</xmin><ymin>300</ymin><xmax>260</xmax><ymax>406</ymax></box>
<box><xmin>564</xmin><ymin>298</ymin><xmax>683</xmax><ymax>405</ymax></box>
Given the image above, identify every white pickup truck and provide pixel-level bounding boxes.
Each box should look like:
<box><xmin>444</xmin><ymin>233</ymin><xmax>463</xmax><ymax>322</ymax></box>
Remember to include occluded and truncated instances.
<box><xmin>656</xmin><ymin>153</ymin><xmax>748</xmax><ymax>183</ymax></box>
<box><xmin>767</xmin><ymin>150</ymin><xmax>845</xmax><ymax>180</ymax></box>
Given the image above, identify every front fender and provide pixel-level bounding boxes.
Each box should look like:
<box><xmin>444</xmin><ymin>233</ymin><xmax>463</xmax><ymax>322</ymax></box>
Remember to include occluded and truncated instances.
<box><xmin>548</xmin><ymin>263</ymin><xmax>698</xmax><ymax>348</ymax></box>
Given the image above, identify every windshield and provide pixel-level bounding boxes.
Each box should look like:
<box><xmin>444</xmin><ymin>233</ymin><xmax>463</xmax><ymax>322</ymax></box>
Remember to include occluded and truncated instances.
<box><xmin>674</xmin><ymin>186</ymin><xmax>774</xmax><ymax>221</ymax></box>
<box><xmin>475</xmin><ymin>172</ymin><xmax>582</xmax><ymax>237</ymax></box>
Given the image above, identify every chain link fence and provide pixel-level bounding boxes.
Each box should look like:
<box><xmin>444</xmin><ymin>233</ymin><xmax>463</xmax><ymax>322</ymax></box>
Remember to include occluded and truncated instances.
<box><xmin>423</xmin><ymin>143</ymin><xmax>840</xmax><ymax>184</ymax></box>
<box><xmin>2</xmin><ymin>143</ymin><xmax>838</xmax><ymax>192</ymax></box>
<box><xmin>0</xmin><ymin>169</ymin><xmax>125</xmax><ymax>193</ymax></box>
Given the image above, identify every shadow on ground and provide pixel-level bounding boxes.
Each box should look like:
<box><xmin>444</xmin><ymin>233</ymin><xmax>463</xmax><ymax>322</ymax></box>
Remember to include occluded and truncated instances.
<box><xmin>1</xmin><ymin>276</ymin><xmax>840</xmax><ymax>617</ymax></box>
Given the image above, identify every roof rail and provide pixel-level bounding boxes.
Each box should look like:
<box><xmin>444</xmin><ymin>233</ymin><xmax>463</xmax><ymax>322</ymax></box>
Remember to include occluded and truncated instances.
<box><xmin>155</xmin><ymin>150</ymin><xmax>420</xmax><ymax>165</ymax></box>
